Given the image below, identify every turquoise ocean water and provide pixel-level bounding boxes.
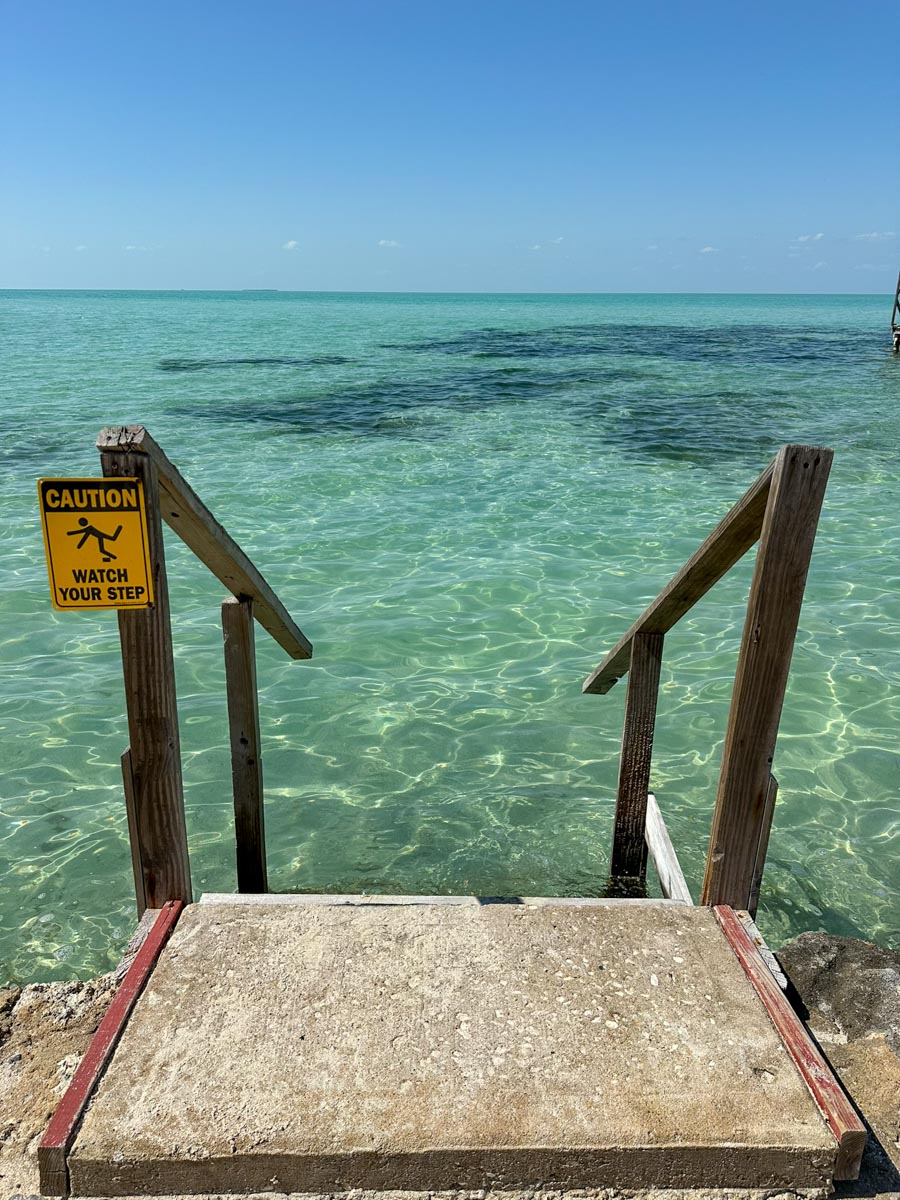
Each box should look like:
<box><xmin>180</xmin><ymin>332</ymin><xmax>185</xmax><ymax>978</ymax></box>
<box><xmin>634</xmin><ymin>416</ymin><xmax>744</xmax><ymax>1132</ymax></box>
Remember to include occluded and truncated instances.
<box><xmin>1</xmin><ymin>290</ymin><xmax>898</xmax><ymax>983</ymax></box>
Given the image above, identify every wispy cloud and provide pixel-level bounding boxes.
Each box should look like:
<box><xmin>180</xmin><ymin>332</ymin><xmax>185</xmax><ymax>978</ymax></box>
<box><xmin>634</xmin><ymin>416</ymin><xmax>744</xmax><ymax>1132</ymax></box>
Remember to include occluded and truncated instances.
<box><xmin>378</xmin><ymin>239</ymin><xmax>401</xmax><ymax>248</ymax></box>
<box><xmin>699</xmin><ymin>245</ymin><xmax>719</xmax><ymax>254</ymax></box>
<box><xmin>853</xmin><ymin>231</ymin><xmax>895</xmax><ymax>241</ymax></box>
<box><xmin>529</xmin><ymin>243</ymin><xmax>543</xmax><ymax>251</ymax></box>
<box><xmin>550</xmin><ymin>236</ymin><xmax>564</xmax><ymax>244</ymax></box>
<box><xmin>282</xmin><ymin>239</ymin><xmax>299</xmax><ymax>251</ymax></box>
<box><xmin>796</xmin><ymin>232</ymin><xmax>824</xmax><ymax>243</ymax></box>
<box><xmin>812</xmin><ymin>260</ymin><xmax>828</xmax><ymax>271</ymax></box>
<box><xmin>74</xmin><ymin>244</ymin><xmax>87</xmax><ymax>252</ymax></box>
<box><xmin>124</xmin><ymin>244</ymin><xmax>147</xmax><ymax>252</ymax></box>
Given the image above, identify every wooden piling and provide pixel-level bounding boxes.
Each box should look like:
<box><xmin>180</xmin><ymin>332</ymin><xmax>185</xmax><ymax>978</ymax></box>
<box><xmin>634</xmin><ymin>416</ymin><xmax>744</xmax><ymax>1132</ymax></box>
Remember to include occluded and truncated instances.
<box><xmin>748</xmin><ymin>774</ymin><xmax>778</xmax><ymax>920</ymax></box>
<box><xmin>609</xmin><ymin>632</ymin><xmax>664</xmax><ymax>886</ymax></box>
<box><xmin>100</xmin><ymin>445</ymin><xmax>192</xmax><ymax>908</ymax></box>
<box><xmin>701</xmin><ymin>446</ymin><xmax>832</xmax><ymax>909</ymax></box>
<box><xmin>120</xmin><ymin>748</ymin><xmax>148</xmax><ymax>918</ymax></box>
<box><xmin>222</xmin><ymin>596</ymin><xmax>268</xmax><ymax>893</ymax></box>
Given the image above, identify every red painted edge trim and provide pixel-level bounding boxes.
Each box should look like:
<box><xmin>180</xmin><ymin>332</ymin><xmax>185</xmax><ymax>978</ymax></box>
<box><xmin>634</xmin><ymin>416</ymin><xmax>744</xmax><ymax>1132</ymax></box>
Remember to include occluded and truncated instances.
<box><xmin>713</xmin><ymin>904</ymin><xmax>866</xmax><ymax>1182</ymax></box>
<box><xmin>38</xmin><ymin>900</ymin><xmax>184</xmax><ymax>1195</ymax></box>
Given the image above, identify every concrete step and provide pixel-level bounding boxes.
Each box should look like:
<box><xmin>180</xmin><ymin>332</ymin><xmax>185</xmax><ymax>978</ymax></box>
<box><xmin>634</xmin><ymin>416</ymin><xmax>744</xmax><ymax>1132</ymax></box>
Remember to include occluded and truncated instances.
<box><xmin>61</xmin><ymin>898</ymin><xmax>851</xmax><ymax>1195</ymax></box>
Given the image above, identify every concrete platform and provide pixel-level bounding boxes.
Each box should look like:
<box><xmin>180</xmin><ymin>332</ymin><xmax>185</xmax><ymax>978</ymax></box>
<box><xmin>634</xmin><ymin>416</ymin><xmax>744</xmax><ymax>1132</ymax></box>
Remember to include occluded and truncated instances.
<box><xmin>66</xmin><ymin>899</ymin><xmax>840</xmax><ymax>1195</ymax></box>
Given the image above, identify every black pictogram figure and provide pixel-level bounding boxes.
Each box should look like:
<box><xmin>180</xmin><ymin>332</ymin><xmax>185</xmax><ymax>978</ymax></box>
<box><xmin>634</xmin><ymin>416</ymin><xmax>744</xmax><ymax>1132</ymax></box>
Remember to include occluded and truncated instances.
<box><xmin>67</xmin><ymin>517</ymin><xmax>123</xmax><ymax>562</ymax></box>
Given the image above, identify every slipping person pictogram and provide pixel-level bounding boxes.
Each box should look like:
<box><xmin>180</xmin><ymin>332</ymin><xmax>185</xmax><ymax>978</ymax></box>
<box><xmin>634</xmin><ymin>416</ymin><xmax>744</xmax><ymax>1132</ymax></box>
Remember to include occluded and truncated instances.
<box><xmin>67</xmin><ymin>517</ymin><xmax>123</xmax><ymax>562</ymax></box>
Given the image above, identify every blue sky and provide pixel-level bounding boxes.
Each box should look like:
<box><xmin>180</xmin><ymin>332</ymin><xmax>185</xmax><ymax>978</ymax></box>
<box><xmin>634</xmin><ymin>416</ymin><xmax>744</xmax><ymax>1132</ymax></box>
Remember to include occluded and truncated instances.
<box><xmin>2</xmin><ymin>0</ymin><xmax>897</xmax><ymax>292</ymax></box>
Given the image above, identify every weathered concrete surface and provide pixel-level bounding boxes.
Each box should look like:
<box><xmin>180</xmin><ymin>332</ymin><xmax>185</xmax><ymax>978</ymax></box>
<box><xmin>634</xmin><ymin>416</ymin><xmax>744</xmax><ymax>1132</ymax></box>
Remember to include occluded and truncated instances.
<box><xmin>779</xmin><ymin>932</ymin><xmax>900</xmax><ymax>1199</ymax></box>
<box><xmin>0</xmin><ymin>976</ymin><xmax>116</xmax><ymax>1200</ymax></box>
<box><xmin>68</xmin><ymin>901</ymin><xmax>838</xmax><ymax>1195</ymax></box>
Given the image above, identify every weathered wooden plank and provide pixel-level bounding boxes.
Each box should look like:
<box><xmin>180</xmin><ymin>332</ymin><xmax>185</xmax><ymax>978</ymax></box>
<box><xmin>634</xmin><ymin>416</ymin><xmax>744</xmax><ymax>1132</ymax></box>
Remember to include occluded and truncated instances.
<box><xmin>101</xmin><ymin>447</ymin><xmax>192</xmax><ymax>907</ymax></box>
<box><xmin>714</xmin><ymin>905</ymin><xmax>866</xmax><ymax>1181</ymax></box>
<box><xmin>609</xmin><ymin>632</ymin><xmax>664</xmax><ymax>883</ymax></box>
<box><xmin>222</xmin><ymin>596</ymin><xmax>268</xmax><ymax>893</ymax></box>
<box><xmin>702</xmin><ymin>446</ymin><xmax>832</xmax><ymax>909</ymax></box>
<box><xmin>38</xmin><ymin>901</ymin><xmax>184</xmax><ymax>1196</ymax></box>
<box><xmin>644</xmin><ymin>792</ymin><xmax>693</xmax><ymax>904</ymax></box>
<box><xmin>735</xmin><ymin>908</ymin><xmax>788</xmax><ymax>990</ymax></box>
<box><xmin>583</xmin><ymin>455</ymin><xmax>776</xmax><ymax>694</ymax></box>
<box><xmin>748</xmin><ymin>773</ymin><xmax>778</xmax><ymax>919</ymax></box>
<box><xmin>120</xmin><ymin>748</ymin><xmax>148</xmax><ymax>918</ymax></box>
<box><xmin>97</xmin><ymin>426</ymin><xmax>312</xmax><ymax>660</ymax></box>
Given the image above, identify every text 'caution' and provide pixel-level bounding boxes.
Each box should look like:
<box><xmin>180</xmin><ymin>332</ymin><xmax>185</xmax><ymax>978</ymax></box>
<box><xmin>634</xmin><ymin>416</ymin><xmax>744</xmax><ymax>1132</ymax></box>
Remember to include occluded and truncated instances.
<box><xmin>38</xmin><ymin>478</ymin><xmax>155</xmax><ymax>610</ymax></box>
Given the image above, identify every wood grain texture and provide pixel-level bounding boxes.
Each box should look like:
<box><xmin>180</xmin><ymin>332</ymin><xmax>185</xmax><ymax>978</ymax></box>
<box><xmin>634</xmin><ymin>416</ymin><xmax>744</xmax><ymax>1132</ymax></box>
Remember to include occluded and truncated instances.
<box><xmin>702</xmin><ymin>446</ymin><xmax>832</xmax><ymax>909</ymax></box>
<box><xmin>120</xmin><ymin>748</ymin><xmax>148</xmax><ymax>918</ymax></box>
<box><xmin>582</xmin><ymin>455</ymin><xmax>776</xmax><ymax>694</ymax></box>
<box><xmin>609</xmin><ymin>632</ymin><xmax>663</xmax><ymax>882</ymax></box>
<box><xmin>644</xmin><ymin>792</ymin><xmax>693</xmax><ymax>904</ymax></box>
<box><xmin>97</xmin><ymin>426</ymin><xmax>312</xmax><ymax>660</ymax></box>
<box><xmin>38</xmin><ymin>901</ymin><xmax>184</xmax><ymax>1196</ymax></box>
<box><xmin>101</xmin><ymin>447</ymin><xmax>192</xmax><ymax>907</ymax></box>
<box><xmin>748</xmin><ymin>774</ymin><xmax>778</xmax><ymax>919</ymax></box>
<box><xmin>714</xmin><ymin>905</ymin><xmax>866</xmax><ymax>1181</ymax></box>
<box><xmin>223</xmin><ymin>596</ymin><xmax>268</xmax><ymax>893</ymax></box>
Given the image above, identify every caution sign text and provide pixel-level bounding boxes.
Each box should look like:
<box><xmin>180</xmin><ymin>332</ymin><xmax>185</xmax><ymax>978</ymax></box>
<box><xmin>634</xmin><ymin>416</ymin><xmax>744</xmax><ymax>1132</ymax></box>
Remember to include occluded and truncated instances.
<box><xmin>38</xmin><ymin>478</ymin><xmax>155</xmax><ymax>610</ymax></box>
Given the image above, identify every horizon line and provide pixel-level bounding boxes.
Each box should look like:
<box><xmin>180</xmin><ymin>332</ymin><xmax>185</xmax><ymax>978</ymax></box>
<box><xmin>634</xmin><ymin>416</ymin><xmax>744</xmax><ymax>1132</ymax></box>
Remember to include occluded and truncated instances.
<box><xmin>0</xmin><ymin>287</ymin><xmax>889</xmax><ymax>298</ymax></box>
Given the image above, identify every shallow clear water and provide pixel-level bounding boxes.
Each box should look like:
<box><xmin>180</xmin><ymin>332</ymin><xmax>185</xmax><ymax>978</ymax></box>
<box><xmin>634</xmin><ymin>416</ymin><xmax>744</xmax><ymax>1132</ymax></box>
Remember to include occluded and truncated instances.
<box><xmin>1</xmin><ymin>290</ymin><xmax>898</xmax><ymax>983</ymax></box>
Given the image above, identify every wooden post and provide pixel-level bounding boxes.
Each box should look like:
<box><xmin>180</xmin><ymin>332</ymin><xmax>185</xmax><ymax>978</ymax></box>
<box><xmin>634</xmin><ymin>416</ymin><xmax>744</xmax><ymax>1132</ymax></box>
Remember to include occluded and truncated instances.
<box><xmin>748</xmin><ymin>774</ymin><xmax>778</xmax><ymax>919</ymax></box>
<box><xmin>644</xmin><ymin>792</ymin><xmax>693</xmax><ymax>904</ymax></box>
<box><xmin>609</xmin><ymin>632</ymin><xmax>664</xmax><ymax>888</ymax></box>
<box><xmin>120</xmin><ymin>748</ymin><xmax>148</xmax><ymax>918</ymax></box>
<box><xmin>100</xmin><ymin>446</ymin><xmax>192</xmax><ymax>907</ymax></box>
<box><xmin>702</xmin><ymin>446</ymin><xmax>832</xmax><ymax>909</ymax></box>
<box><xmin>222</xmin><ymin>596</ymin><xmax>267</xmax><ymax>893</ymax></box>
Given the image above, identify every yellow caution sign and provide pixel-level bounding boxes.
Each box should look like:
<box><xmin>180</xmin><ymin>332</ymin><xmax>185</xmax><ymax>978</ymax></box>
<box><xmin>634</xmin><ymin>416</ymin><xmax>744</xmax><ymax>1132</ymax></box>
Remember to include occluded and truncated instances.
<box><xmin>38</xmin><ymin>478</ymin><xmax>155</xmax><ymax>610</ymax></box>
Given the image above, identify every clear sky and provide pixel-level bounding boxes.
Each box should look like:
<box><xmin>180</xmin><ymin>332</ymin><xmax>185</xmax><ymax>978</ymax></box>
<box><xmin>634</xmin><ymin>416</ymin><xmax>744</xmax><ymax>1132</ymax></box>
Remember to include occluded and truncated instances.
<box><xmin>2</xmin><ymin>0</ymin><xmax>897</xmax><ymax>292</ymax></box>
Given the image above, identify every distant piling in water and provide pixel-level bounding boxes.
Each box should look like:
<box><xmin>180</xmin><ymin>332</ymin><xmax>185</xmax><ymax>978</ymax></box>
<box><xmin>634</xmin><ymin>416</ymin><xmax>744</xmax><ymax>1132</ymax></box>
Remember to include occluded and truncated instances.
<box><xmin>892</xmin><ymin>269</ymin><xmax>900</xmax><ymax>352</ymax></box>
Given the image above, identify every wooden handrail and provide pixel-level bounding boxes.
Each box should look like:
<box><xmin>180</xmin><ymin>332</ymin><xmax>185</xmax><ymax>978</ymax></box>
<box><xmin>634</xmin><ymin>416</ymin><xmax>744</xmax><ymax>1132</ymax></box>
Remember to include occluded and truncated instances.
<box><xmin>97</xmin><ymin>426</ymin><xmax>312</xmax><ymax>660</ymax></box>
<box><xmin>99</xmin><ymin>425</ymin><xmax>311</xmax><ymax>909</ymax></box>
<box><xmin>592</xmin><ymin>444</ymin><xmax>832</xmax><ymax>912</ymax></box>
<box><xmin>582</xmin><ymin>454</ymin><xmax>776</xmax><ymax>694</ymax></box>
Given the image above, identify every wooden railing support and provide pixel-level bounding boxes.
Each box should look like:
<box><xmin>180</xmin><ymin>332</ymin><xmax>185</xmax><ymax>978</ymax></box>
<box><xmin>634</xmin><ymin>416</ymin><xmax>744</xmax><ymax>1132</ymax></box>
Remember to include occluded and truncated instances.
<box><xmin>586</xmin><ymin>444</ymin><xmax>832</xmax><ymax>917</ymax></box>
<box><xmin>609</xmin><ymin>632</ymin><xmax>663</xmax><ymax>888</ymax></box>
<box><xmin>583</xmin><ymin>458</ymin><xmax>776</xmax><ymax>694</ymax></box>
<box><xmin>100</xmin><ymin>445</ymin><xmax>192</xmax><ymax>908</ymax></box>
<box><xmin>748</xmin><ymin>774</ymin><xmax>778</xmax><ymax>919</ymax></box>
<box><xmin>644</xmin><ymin>792</ymin><xmax>693</xmax><ymax>904</ymax></box>
<box><xmin>222</xmin><ymin>596</ymin><xmax>268</xmax><ymax>893</ymax></box>
<box><xmin>96</xmin><ymin>425</ymin><xmax>311</xmax><ymax>906</ymax></box>
<box><xmin>702</xmin><ymin>446</ymin><xmax>832</xmax><ymax>908</ymax></box>
<box><xmin>120</xmin><ymin>748</ymin><xmax>148</xmax><ymax>918</ymax></box>
<box><xmin>97</xmin><ymin>427</ymin><xmax>312</xmax><ymax>660</ymax></box>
